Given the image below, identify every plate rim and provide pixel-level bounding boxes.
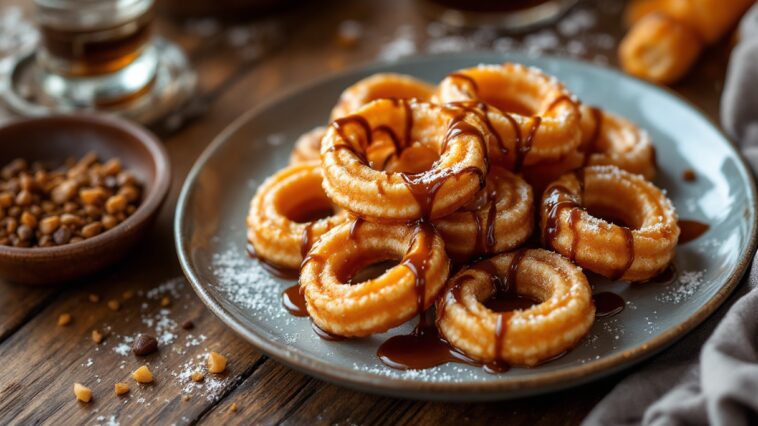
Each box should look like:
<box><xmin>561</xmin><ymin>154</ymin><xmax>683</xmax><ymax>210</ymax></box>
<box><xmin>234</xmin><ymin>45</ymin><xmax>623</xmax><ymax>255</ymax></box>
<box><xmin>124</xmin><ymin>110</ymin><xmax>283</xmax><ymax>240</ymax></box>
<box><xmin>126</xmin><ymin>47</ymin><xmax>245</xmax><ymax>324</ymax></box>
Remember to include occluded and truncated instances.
<box><xmin>174</xmin><ymin>52</ymin><xmax>758</xmax><ymax>400</ymax></box>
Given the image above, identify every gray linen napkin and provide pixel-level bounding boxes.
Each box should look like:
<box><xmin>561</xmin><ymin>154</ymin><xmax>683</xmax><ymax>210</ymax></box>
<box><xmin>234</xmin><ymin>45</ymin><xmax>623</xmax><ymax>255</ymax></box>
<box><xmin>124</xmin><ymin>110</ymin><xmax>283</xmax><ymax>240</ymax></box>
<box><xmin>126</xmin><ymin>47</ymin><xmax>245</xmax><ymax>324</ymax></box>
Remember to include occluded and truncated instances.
<box><xmin>584</xmin><ymin>5</ymin><xmax>758</xmax><ymax>426</ymax></box>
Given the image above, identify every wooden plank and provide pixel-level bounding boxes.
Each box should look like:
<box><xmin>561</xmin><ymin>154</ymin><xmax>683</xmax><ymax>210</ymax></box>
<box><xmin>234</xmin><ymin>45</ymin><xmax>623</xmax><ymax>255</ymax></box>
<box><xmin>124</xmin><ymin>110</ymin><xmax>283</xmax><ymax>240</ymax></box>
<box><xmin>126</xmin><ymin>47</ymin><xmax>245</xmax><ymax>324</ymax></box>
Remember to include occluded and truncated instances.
<box><xmin>198</xmin><ymin>358</ymin><xmax>617</xmax><ymax>425</ymax></box>
<box><xmin>0</xmin><ymin>272</ymin><xmax>265</xmax><ymax>425</ymax></box>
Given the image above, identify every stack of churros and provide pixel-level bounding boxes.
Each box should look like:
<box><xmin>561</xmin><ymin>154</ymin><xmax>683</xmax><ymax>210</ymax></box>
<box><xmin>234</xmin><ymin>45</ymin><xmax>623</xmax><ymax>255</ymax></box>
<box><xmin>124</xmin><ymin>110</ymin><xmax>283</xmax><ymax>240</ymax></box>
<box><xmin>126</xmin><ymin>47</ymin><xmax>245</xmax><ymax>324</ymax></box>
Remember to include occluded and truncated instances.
<box><xmin>247</xmin><ymin>64</ymin><xmax>680</xmax><ymax>371</ymax></box>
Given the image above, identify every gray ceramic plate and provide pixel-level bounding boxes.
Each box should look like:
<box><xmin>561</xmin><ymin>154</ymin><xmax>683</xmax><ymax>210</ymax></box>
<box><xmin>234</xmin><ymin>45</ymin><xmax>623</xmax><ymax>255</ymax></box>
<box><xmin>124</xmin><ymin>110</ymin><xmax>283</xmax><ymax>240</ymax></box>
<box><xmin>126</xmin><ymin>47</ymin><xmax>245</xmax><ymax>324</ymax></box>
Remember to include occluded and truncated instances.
<box><xmin>175</xmin><ymin>52</ymin><xmax>758</xmax><ymax>401</ymax></box>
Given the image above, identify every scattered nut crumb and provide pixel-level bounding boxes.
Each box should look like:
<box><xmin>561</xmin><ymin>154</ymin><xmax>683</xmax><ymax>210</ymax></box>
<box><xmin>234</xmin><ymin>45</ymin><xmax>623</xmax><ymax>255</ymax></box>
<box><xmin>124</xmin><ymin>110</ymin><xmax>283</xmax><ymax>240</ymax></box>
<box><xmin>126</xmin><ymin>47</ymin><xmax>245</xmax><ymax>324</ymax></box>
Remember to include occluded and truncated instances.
<box><xmin>107</xmin><ymin>299</ymin><xmax>120</xmax><ymax>311</ymax></box>
<box><xmin>191</xmin><ymin>371</ymin><xmax>204</xmax><ymax>382</ymax></box>
<box><xmin>182</xmin><ymin>394</ymin><xmax>191</xmax><ymax>401</ymax></box>
<box><xmin>88</xmin><ymin>293</ymin><xmax>100</xmax><ymax>303</ymax></box>
<box><xmin>229</xmin><ymin>402</ymin><xmax>238</xmax><ymax>413</ymax></box>
<box><xmin>122</xmin><ymin>290</ymin><xmax>134</xmax><ymax>300</ymax></box>
<box><xmin>160</xmin><ymin>296</ymin><xmax>171</xmax><ymax>307</ymax></box>
<box><xmin>132</xmin><ymin>334</ymin><xmax>158</xmax><ymax>356</ymax></box>
<box><xmin>207</xmin><ymin>352</ymin><xmax>227</xmax><ymax>374</ymax></box>
<box><xmin>58</xmin><ymin>313</ymin><xmax>72</xmax><ymax>326</ymax></box>
<box><xmin>114</xmin><ymin>382</ymin><xmax>129</xmax><ymax>396</ymax></box>
<box><xmin>181</xmin><ymin>320</ymin><xmax>194</xmax><ymax>330</ymax></box>
<box><xmin>132</xmin><ymin>365</ymin><xmax>153</xmax><ymax>384</ymax></box>
<box><xmin>91</xmin><ymin>329</ymin><xmax>105</xmax><ymax>344</ymax></box>
<box><xmin>74</xmin><ymin>383</ymin><xmax>92</xmax><ymax>402</ymax></box>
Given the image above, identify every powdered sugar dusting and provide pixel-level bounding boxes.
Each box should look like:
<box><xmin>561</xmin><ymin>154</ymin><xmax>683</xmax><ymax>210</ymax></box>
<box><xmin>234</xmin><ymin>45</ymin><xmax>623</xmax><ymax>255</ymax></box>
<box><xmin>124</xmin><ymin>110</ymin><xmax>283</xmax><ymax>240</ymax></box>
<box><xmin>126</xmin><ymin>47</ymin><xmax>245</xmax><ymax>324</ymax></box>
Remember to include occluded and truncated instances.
<box><xmin>376</xmin><ymin>2</ymin><xmax>620</xmax><ymax>63</ymax></box>
<box><xmin>656</xmin><ymin>270</ymin><xmax>706</xmax><ymax>303</ymax></box>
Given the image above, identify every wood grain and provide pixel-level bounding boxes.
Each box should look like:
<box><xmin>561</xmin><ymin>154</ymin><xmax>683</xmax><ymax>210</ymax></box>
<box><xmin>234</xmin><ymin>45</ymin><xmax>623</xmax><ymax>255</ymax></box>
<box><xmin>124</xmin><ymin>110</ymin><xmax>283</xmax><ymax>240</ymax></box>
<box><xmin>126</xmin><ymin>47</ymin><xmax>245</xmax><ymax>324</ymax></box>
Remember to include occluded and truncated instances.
<box><xmin>0</xmin><ymin>0</ymin><xmax>733</xmax><ymax>424</ymax></box>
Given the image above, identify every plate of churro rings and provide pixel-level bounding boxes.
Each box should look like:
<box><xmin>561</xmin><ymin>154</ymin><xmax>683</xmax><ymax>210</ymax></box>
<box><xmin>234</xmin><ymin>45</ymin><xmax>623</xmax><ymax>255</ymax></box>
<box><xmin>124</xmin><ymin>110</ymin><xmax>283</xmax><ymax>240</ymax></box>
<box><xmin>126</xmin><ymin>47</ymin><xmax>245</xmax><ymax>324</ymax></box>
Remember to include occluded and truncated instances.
<box><xmin>176</xmin><ymin>52</ymin><xmax>757</xmax><ymax>400</ymax></box>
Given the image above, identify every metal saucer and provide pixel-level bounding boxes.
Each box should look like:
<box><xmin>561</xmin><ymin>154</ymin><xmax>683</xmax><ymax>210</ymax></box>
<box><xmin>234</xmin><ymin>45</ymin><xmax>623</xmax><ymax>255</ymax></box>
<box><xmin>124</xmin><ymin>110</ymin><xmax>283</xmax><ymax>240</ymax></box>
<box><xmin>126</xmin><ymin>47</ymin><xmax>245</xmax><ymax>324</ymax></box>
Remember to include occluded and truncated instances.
<box><xmin>0</xmin><ymin>37</ymin><xmax>196</xmax><ymax>126</ymax></box>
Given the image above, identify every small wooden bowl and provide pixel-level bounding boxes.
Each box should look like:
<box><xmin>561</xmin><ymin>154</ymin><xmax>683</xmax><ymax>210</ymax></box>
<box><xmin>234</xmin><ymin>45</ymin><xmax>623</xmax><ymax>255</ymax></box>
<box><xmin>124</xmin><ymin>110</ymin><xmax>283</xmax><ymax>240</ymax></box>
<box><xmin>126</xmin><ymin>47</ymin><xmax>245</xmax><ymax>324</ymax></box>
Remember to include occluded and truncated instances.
<box><xmin>0</xmin><ymin>114</ymin><xmax>171</xmax><ymax>285</ymax></box>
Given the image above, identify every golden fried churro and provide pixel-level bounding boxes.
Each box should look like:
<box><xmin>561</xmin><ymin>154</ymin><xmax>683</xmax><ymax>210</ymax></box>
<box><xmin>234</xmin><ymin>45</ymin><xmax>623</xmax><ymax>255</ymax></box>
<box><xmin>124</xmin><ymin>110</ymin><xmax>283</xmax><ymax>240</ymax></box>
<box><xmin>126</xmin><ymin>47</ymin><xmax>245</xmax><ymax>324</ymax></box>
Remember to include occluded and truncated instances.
<box><xmin>540</xmin><ymin>165</ymin><xmax>679</xmax><ymax>281</ymax></box>
<box><xmin>289</xmin><ymin>126</ymin><xmax>327</xmax><ymax>165</ymax></box>
<box><xmin>436</xmin><ymin>249</ymin><xmax>595</xmax><ymax>367</ymax></box>
<box><xmin>247</xmin><ymin>162</ymin><xmax>349</xmax><ymax>270</ymax></box>
<box><xmin>330</xmin><ymin>73</ymin><xmax>435</xmax><ymax>120</ymax></box>
<box><xmin>619</xmin><ymin>13</ymin><xmax>703</xmax><ymax>85</ymax></box>
<box><xmin>321</xmin><ymin>99</ymin><xmax>489</xmax><ymax>222</ymax></box>
<box><xmin>578</xmin><ymin>105</ymin><xmax>656</xmax><ymax>180</ymax></box>
<box><xmin>300</xmin><ymin>221</ymin><xmax>450</xmax><ymax>337</ymax></box>
<box><xmin>434</xmin><ymin>167</ymin><xmax>534</xmax><ymax>262</ymax></box>
<box><xmin>435</xmin><ymin>63</ymin><xmax>582</xmax><ymax>168</ymax></box>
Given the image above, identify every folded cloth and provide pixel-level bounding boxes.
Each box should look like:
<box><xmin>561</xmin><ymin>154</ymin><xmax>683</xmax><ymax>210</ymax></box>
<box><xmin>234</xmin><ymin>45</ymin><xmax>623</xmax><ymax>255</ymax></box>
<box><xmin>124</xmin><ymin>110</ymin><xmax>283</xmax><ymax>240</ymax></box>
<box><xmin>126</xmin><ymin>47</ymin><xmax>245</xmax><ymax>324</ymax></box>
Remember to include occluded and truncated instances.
<box><xmin>584</xmin><ymin>5</ymin><xmax>758</xmax><ymax>426</ymax></box>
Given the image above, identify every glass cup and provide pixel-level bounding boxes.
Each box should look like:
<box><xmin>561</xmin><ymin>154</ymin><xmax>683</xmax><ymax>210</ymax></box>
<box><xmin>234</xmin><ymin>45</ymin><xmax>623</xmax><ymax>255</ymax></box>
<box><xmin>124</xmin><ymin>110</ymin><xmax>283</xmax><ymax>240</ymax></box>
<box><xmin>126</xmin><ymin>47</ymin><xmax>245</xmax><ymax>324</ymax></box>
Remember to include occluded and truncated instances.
<box><xmin>34</xmin><ymin>0</ymin><xmax>159</xmax><ymax>107</ymax></box>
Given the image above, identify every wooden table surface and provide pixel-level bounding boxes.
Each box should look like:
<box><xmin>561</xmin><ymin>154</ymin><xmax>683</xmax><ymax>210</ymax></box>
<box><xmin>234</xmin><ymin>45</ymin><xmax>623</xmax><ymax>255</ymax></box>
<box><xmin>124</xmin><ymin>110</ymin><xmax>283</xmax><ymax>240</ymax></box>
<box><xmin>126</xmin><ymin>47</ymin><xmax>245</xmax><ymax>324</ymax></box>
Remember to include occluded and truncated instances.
<box><xmin>0</xmin><ymin>0</ymin><xmax>732</xmax><ymax>424</ymax></box>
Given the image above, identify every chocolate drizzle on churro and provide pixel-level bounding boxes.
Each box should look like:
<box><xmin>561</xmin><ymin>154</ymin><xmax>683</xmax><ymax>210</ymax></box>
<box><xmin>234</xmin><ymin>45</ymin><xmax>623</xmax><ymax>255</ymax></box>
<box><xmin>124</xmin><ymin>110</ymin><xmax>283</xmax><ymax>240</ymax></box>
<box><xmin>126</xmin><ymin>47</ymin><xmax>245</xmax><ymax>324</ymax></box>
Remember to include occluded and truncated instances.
<box><xmin>447</xmin><ymin>72</ymin><xmax>479</xmax><ymax>97</ymax></box>
<box><xmin>300</xmin><ymin>223</ymin><xmax>315</xmax><ymax>258</ymax></box>
<box><xmin>545</xmin><ymin>94</ymin><xmax>575</xmax><ymax>112</ymax></box>
<box><xmin>349</xmin><ymin>217</ymin><xmax>364</xmax><ymax>240</ymax></box>
<box><xmin>543</xmin><ymin>172</ymin><xmax>636</xmax><ymax>280</ymax></box>
<box><xmin>377</xmin><ymin>222</ymin><xmax>480</xmax><ymax>370</ymax></box>
<box><xmin>483</xmin><ymin>250</ymin><xmax>526</xmax><ymax>373</ymax></box>
<box><xmin>328</xmin><ymin>115</ymin><xmax>372</xmax><ymax>165</ymax></box>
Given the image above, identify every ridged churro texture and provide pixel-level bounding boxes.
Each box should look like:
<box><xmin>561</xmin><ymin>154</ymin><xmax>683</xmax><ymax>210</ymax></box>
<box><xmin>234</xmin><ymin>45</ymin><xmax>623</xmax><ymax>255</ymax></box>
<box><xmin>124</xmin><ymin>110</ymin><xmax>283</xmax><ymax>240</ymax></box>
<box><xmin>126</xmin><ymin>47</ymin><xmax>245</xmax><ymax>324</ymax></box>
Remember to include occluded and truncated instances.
<box><xmin>434</xmin><ymin>167</ymin><xmax>534</xmax><ymax>262</ymax></box>
<box><xmin>247</xmin><ymin>162</ymin><xmax>349</xmax><ymax>270</ymax></box>
<box><xmin>289</xmin><ymin>126</ymin><xmax>326</xmax><ymax>165</ymax></box>
<box><xmin>578</xmin><ymin>104</ymin><xmax>656</xmax><ymax>180</ymax></box>
<box><xmin>540</xmin><ymin>165</ymin><xmax>679</xmax><ymax>282</ymax></box>
<box><xmin>320</xmin><ymin>99</ymin><xmax>489</xmax><ymax>222</ymax></box>
<box><xmin>436</xmin><ymin>249</ymin><xmax>595</xmax><ymax>367</ymax></box>
<box><xmin>330</xmin><ymin>73</ymin><xmax>435</xmax><ymax>121</ymax></box>
<box><xmin>300</xmin><ymin>221</ymin><xmax>450</xmax><ymax>337</ymax></box>
<box><xmin>435</xmin><ymin>63</ymin><xmax>582</xmax><ymax>167</ymax></box>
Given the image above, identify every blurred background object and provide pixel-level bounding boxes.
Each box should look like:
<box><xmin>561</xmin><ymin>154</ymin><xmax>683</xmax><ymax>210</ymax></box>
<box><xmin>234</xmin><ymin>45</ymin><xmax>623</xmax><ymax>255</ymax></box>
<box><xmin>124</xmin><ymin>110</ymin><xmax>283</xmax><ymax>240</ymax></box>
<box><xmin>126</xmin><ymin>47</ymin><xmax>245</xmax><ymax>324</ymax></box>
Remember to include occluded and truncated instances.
<box><xmin>0</xmin><ymin>0</ymin><xmax>196</xmax><ymax>126</ymax></box>
<box><xmin>421</xmin><ymin>0</ymin><xmax>578</xmax><ymax>32</ymax></box>
<box><xmin>619</xmin><ymin>0</ymin><xmax>755</xmax><ymax>84</ymax></box>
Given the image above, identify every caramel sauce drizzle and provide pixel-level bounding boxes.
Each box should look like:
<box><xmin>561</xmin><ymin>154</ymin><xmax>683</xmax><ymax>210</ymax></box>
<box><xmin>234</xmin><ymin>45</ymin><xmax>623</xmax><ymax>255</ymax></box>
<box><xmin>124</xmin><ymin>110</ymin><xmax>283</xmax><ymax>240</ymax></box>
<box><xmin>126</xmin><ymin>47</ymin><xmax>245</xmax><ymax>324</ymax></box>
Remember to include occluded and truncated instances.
<box><xmin>246</xmin><ymin>243</ymin><xmax>299</xmax><ymax>280</ymax></box>
<box><xmin>282</xmin><ymin>284</ymin><xmax>308</xmax><ymax>317</ymax></box>
<box><xmin>447</xmin><ymin>72</ymin><xmax>479</xmax><ymax>97</ymax></box>
<box><xmin>444</xmin><ymin>101</ymin><xmax>503</xmax><ymax>160</ymax></box>
<box><xmin>677</xmin><ymin>219</ymin><xmax>709</xmax><ymax>244</ymax></box>
<box><xmin>402</xmin><ymin>111</ymin><xmax>487</xmax><ymax>220</ymax></box>
<box><xmin>513</xmin><ymin>116</ymin><xmax>542</xmax><ymax>172</ymax></box>
<box><xmin>592</xmin><ymin>292</ymin><xmax>625</xmax><ymax>318</ymax></box>
<box><xmin>543</xmin><ymin>173</ymin><xmax>635</xmax><ymax>280</ymax></box>
<box><xmin>485</xmin><ymin>249</ymin><xmax>526</xmax><ymax>373</ymax></box>
<box><xmin>402</xmin><ymin>222</ymin><xmax>436</xmax><ymax>324</ymax></box>
<box><xmin>327</xmin><ymin>115</ymin><xmax>373</xmax><ymax>165</ymax></box>
<box><xmin>377</xmin><ymin>222</ymin><xmax>481</xmax><ymax>370</ymax></box>
<box><xmin>349</xmin><ymin>217</ymin><xmax>364</xmax><ymax>240</ymax></box>
<box><xmin>300</xmin><ymin>223</ymin><xmax>315</xmax><ymax>258</ymax></box>
<box><xmin>545</xmin><ymin>94</ymin><xmax>575</xmax><ymax>113</ymax></box>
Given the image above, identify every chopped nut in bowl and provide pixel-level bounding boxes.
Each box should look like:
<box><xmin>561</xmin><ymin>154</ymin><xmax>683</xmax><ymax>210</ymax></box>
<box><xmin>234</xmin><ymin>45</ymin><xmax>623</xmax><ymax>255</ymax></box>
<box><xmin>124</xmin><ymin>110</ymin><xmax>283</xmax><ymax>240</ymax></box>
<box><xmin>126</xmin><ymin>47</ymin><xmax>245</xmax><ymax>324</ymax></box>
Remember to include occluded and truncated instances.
<box><xmin>0</xmin><ymin>114</ymin><xmax>170</xmax><ymax>284</ymax></box>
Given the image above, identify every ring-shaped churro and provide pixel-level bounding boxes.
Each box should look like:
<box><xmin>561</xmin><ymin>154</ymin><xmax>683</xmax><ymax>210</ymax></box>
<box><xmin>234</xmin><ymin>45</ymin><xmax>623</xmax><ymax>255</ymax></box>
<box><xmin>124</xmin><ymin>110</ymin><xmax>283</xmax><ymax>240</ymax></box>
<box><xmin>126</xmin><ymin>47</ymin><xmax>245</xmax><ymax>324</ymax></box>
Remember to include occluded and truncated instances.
<box><xmin>289</xmin><ymin>126</ymin><xmax>327</xmax><ymax>165</ymax></box>
<box><xmin>540</xmin><ymin>165</ymin><xmax>679</xmax><ymax>282</ymax></box>
<box><xmin>434</xmin><ymin>167</ymin><xmax>534</xmax><ymax>262</ymax></box>
<box><xmin>579</xmin><ymin>104</ymin><xmax>656</xmax><ymax>179</ymax></box>
<box><xmin>300</xmin><ymin>221</ymin><xmax>450</xmax><ymax>337</ymax></box>
<box><xmin>321</xmin><ymin>99</ymin><xmax>490</xmax><ymax>222</ymax></box>
<box><xmin>247</xmin><ymin>162</ymin><xmax>349</xmax><ymax>270</ymax></box>
<box><xmin>436</xmin><ymin>249</ymin><xmax>595</xmax><ymax>367</ymax></box>
<box><xmin>435</xmin><ymin>63</ymin><xmax>582</xmax><ymax>169</ymax></box>
<box><xmin>330</xmin><ymin>73</ymin><xmax>435</xmax><ymax>120</ymax></box>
